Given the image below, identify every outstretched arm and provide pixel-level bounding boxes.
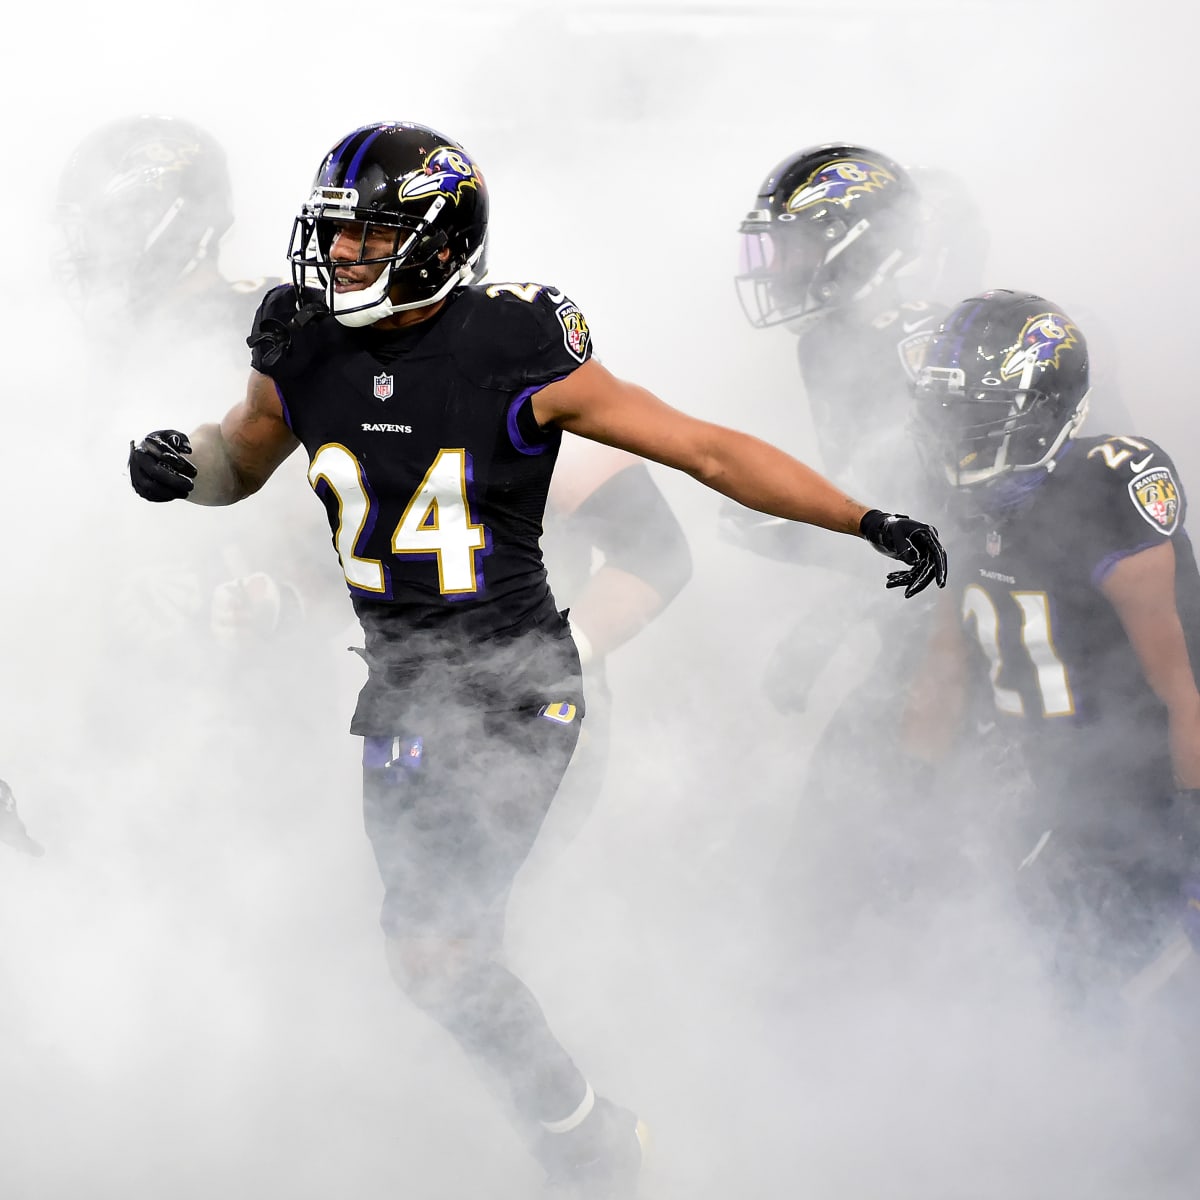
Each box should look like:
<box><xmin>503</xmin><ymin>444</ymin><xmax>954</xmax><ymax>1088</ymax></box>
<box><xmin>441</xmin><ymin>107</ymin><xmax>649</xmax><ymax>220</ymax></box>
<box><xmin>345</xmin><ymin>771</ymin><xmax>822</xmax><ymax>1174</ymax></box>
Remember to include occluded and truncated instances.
<box><xmin>532</xmin><ymin>358</ymin><xmax>947</xmax><ymax>596</ymax></box>
<box><xmin>534</xmin><ymin>359</ymin><xmax>867</xmax><ymax>534</ymax></box>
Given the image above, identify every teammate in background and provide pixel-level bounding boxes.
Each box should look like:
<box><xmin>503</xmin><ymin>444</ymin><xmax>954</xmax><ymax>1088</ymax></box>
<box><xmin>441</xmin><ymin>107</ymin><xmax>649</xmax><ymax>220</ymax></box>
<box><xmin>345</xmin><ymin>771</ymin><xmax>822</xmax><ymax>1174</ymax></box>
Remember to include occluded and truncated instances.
<box><xmin>52</xmin><ymin>114</ymin><xmax>328</xmax><ymax>647</ymax></box>
<box><xmin>535</xmin><ymin>438</ymin><xmax>692</xmax><ymax>857</ymax></box>
<box><xmin>906</xmin><ymin>289</ymin><xmax>1200</xmax><ymax>998</ymax></box>
<box><xmin>54</xmin><ymin>114</ymin><xmax>266</xmax><ymax>346</ymax></box>
<box><xmin>728</xmin><ymin>145</ymin><xmax>971</xmax><ymax>934</ymax></box>
<box><xmin>126</xmin><ymin>121</ymin><xmax>946</xmax><ymax>1197</ymax></box>
<box><xmin>728</xmin><ymin>144</ymin><xmax>958</xmax><ymax>702</ymax></box>
<box><xmin>0</xmin><ymin>778</ymin><xmax>42</xmax><ymax>857</ymax></box>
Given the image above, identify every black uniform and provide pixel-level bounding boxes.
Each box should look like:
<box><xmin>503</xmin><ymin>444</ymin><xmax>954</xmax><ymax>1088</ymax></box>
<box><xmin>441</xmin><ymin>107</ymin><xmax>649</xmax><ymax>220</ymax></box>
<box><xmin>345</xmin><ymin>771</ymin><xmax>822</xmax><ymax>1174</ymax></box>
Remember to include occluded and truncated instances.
<box><xmin>951</xmin><ymin>435</ymin><xmax>1200</xmax><ymax>982</ymax></box>
<box><xmin>953</xmin><ymin>435</ymin><xmax>1200</xmax><ymax>829</ymax></box>
<box><xmin>250</xmin><ymin>280</ymin><xmax>590</xmax><ymax>938</ymax></box>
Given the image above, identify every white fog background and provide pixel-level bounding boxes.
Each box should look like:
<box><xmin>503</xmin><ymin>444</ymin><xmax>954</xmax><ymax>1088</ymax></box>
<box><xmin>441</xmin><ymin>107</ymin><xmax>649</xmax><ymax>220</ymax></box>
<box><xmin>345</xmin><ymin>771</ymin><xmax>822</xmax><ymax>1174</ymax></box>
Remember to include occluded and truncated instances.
<box><xmin>1</xmin><ymin>1</ymin><xmax>1197</xmax><ymax>1197</ymax></box>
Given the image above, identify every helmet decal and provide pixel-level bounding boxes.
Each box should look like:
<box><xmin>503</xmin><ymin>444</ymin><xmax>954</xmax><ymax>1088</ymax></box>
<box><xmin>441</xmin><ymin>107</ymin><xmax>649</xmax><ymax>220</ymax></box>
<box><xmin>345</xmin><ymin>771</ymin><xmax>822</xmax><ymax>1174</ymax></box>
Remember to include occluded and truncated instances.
<box><xmin>1000</xmin><ymin>313</ymin><xmax>1079</xmax><ymax>380</ymax></box>
<box><xmin>398</xmin><ymin>147</ymin><xmax>481</xmax><ymax>204</ymax></box>
<box><xmin>785</xmin><ymin>159</ymin><xmax>897</xmax><ymax>213</ymax></box>
<box><xmin>109</xmin><ymin>136</ymin><xmax>203</xmax><ymax>197</ymax></box>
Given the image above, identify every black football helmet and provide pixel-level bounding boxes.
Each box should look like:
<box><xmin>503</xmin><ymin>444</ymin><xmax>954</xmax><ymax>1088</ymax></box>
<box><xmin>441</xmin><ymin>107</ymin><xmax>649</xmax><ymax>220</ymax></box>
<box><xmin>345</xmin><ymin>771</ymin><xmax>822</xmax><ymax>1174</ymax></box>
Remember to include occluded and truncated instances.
<box><xmin>735</xmin><ymin>143</ymin><xmax>923</xmax><ymax>329</ymax></box>
<box><xmin>912</xmin><ymin>289</ymin><xmax>1091</xmax><ymax>488</ymax></box>
<box><xmin>906</xmin><ymin>165</ymin><xmax>990</xmax><ymax>307</ymax></box>
<box><xmin>54</xmin><ymin>115</ymin><xmax>234</xmax><ymax>315</ymax></box>
<box><xmin>289</xmin><ymin>121</ymin><xmax>489</xmax><ymax>328</ymax></box>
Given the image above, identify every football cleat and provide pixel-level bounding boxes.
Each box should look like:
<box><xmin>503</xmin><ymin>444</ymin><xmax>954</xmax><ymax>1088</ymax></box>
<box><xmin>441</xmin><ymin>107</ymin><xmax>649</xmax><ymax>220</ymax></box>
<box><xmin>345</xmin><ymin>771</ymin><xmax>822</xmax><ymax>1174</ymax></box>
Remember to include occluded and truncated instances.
<box><xmin>540</xmin><ymin>1094</ymin><xmax>648</xmax><ymax>1199</ymax></box>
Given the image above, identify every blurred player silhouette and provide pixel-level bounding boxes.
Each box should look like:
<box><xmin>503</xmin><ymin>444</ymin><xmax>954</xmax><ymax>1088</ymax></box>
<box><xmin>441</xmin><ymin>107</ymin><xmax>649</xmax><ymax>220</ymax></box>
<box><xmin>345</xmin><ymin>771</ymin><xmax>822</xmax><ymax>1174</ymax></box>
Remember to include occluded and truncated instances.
<box><xmin>907</xmin><ymin>289</ymin><xmax>1200</xmax><ymax>1005</ymax></box>
<box><xmin>729</xmin><ymin>144</ymin><xmax>976</xmax><ymax>938</ymax></box>
<box><xmin>54</xmin><ymin>114</ymin><xmax>262</xmax><ymax>344</ymax></box>
<box><xmin>52</xmin><ymin>113</ymin><xmax>330</xmax><ymax>651</ymax></box>
<box><xmin>127</xmin><ymin>120</ymin><xmax>946</xmax><ymax>1197</ymax></box>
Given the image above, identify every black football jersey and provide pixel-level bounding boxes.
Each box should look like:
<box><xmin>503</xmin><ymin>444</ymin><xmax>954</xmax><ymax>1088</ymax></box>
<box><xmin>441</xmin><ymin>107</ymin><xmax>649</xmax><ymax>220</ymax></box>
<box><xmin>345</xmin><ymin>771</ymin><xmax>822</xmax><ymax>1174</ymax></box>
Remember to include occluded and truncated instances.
<box><xmin>249</xmin><ymin>281</ymin><xmax>593</xmax><ymax>729</ymax></box>
<box><xmin>951</xmin><ymin>434</ymin><xmax>1200</xmax><ymax>817</ymax></box>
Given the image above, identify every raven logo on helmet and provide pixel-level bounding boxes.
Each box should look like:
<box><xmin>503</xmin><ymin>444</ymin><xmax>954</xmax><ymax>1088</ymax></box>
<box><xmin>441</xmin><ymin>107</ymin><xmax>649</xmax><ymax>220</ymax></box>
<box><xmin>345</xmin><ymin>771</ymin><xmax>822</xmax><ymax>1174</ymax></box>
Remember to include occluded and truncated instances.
<box><xmin>785</xmin><ymin>159</ymin><xmax>897</xmax><ymax>213</ymax></box>
<box><xmin>398</xmin><ymin>147</ymin><xmax>481</xmax><ymax>204</ymax></box>
<box><xmin>1000</xmin><ymin>313</ymin><xmax>1079</xmax><ymax>380</ymax></box>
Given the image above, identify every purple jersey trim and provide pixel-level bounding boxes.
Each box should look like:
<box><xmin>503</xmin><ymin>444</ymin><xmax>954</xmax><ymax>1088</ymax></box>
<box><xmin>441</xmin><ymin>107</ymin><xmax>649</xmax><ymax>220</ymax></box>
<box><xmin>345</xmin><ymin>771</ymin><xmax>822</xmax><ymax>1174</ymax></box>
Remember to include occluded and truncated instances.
<box><xmin>274</xmin><ymin>381</ymin><xmax>293</xmax><ymax>431</ymax></box>
<box><xmin>506</xmin><ymin>380</ymin><xmax>565</xmax><ymax>455</ymax></box>
<box><xmin>1091</xmin><ymin>539</ymin><xmax>1164</xmax><ymax>587</ymax></box>
<box><xmin>362</xmin><ymin>736</ymin><xmax>391</xmax><ymax>768</ymax></box>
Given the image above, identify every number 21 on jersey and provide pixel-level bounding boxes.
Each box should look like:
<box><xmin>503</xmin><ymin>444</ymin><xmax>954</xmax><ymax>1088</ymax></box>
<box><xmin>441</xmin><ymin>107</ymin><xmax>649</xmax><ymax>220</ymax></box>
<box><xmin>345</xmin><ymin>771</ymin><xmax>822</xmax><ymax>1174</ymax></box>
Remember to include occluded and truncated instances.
<box><xmin>962</xmin><ymin>584</ymin><xmax>1075</xmax><ymax>718</ymax></box>
<box><xmin>308</xmin><ymin>443</ymin><xmax>486</xmax><ymax>595</ymax></box>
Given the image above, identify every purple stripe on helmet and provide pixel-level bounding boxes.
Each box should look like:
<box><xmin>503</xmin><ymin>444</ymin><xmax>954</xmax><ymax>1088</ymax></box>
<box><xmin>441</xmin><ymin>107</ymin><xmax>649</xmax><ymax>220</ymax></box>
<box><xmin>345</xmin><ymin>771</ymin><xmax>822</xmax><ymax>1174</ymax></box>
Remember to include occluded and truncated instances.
<box><xmin>323</xmin><ymin>130</ymin><xmax>361</xmax><ymax>183</ymax></box>
<box><xmin>945</xmin><ymin>298</ymin><xmax>989</xmax><ymax>370</ymax></box>
<box><xmin>343</xmin><ymin>128</ymin><xmax>385</xmax><ymax>188</ymax></box>
<box><xmin>506</xmin><ymin>380</ymin><xmax>565</xmax><ymax>455</ymax></box>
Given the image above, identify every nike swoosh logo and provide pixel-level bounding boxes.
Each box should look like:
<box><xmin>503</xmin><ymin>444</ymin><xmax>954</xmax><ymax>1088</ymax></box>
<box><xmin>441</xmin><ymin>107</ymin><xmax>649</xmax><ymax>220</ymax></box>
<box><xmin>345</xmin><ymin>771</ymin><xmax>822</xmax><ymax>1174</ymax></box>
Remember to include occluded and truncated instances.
<box><xmin>1130</xmin><ymin>454</ymin><xmax>1154</xmax><ymax>472</ymax></box>
<box><xmin>901</xmin><ymin>319</ymin><xmax>928</xmax><ymax>333</ymax></box>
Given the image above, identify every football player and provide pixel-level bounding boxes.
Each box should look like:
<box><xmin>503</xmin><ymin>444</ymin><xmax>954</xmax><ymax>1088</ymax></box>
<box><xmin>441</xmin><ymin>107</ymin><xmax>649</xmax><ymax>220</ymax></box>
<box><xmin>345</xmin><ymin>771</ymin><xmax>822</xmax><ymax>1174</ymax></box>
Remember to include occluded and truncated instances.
<box><xmin>729</xmin><ymin>145</ymin><xmax>972</xmax><ymax>934</ymax></box>
<box><xmin>127</xmin><ymin>121</ymin><xmax>946</xmax><ymax>1197</ymax></box>
<box><xmin>54</xmin><ymin>113</ymin><xmax>266</xmax><ymax>345</ymax></box>
<box><xmin>534</xmin><ymin>436</ymin><xmax>693</xmax><ymax>860</ymax></box>
<box><xmin>907</xmin><ymin>289</ymin><xmax>1200</xmax><ymax>997</ymax></box>
<box><xmin>55</xmin><ymin>114</ymin><xmax>692</xmax><ymax>725</ymax></box>
<box><xmin>51</xmin><ymin>114</ymin><xmax>330</xmax><ymax>648</ymax></box>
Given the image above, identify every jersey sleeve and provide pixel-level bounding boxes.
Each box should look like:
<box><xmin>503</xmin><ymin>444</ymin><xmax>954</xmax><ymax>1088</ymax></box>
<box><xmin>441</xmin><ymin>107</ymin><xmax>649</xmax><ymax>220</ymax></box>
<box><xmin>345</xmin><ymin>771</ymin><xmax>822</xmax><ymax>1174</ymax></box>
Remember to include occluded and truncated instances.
<box><xmin>1076</xmin><ymin>436</ymin><xmax>1188</xmax><ymax>584</ymax></box>
<box><xmin>459</xmin><ymin>283</ymin><xmax>594</xmax><ymax>391</ymax></box>
<box><xmin>246</xmin><ymin>285</ymin><xmax>330</xmax><ymax>380</ymax></box>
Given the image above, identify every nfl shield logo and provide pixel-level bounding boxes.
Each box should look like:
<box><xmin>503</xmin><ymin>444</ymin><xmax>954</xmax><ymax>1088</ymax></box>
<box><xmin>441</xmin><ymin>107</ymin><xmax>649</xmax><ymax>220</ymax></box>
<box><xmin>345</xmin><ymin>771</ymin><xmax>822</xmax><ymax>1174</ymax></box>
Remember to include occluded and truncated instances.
<box><xmin>373</xmin><ymin>372</ymin><xmax>394</xmax><ymax>401</ymax></box>
<box><xmin>986</xmin><ymin>529</ymin><xmax>1002</xmax><ymax>557</ymax></box>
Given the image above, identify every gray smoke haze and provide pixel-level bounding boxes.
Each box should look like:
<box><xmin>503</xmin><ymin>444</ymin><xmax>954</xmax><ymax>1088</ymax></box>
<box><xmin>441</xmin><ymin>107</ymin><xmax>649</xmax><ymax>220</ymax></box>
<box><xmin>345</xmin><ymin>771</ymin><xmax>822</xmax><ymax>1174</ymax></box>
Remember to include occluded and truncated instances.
<box><xmin>2</xmin><ymin>2</ymin><xmax>1198</xmax><ymax>1197</ymax></box>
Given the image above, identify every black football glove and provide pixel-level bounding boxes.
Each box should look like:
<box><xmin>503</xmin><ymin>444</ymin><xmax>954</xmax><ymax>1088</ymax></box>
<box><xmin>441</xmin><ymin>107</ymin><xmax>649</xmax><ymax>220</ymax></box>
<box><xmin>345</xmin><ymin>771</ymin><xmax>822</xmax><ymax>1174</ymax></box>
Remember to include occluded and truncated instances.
<box><xmin>859</xmin><ymin>509</ymin><xmax>948</xmax><ymax>599</ymax></box>
<box><xmin>128</xmin><ymin>430</ymin><xmax>197</xmax><ymax>502</ymax></box>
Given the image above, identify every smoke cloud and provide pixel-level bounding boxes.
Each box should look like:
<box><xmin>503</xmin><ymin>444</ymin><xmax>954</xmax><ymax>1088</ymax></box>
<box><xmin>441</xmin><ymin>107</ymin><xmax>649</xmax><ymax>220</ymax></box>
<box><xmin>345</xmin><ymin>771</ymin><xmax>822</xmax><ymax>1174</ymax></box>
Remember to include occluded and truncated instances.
<box><xmin>2</xmin><ymin>2</ymin><xmax>1197</xmax><ymax>1197</ymax></box>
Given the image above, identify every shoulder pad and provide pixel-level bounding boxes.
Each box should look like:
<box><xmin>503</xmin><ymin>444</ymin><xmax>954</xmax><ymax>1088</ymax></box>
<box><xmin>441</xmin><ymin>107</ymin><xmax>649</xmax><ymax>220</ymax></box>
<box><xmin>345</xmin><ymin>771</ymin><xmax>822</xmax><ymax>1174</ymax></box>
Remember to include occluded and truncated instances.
<box><xmin>247</xmin><ymin>285</ymin><xmax>330</xmax><ymax>377</ymax></box>
<box><xmin>1078</xmin><ymin>434</ymin><xmax>1185</xmax><ymax>537</ymax></box>
<box><xmin>455</xmin><ymin>282</ymin><xmax>593</xmax><ymax>388</ymax></box>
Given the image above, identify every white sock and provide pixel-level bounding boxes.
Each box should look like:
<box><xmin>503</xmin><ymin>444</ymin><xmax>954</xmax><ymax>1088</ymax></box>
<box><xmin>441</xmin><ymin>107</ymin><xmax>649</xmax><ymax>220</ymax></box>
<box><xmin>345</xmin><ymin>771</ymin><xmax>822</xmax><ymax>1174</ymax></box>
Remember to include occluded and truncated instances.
<box><xmin>541</xmin><ymin>1082</ymin><xmax>595</xmax><ymax>1134</ymax></box>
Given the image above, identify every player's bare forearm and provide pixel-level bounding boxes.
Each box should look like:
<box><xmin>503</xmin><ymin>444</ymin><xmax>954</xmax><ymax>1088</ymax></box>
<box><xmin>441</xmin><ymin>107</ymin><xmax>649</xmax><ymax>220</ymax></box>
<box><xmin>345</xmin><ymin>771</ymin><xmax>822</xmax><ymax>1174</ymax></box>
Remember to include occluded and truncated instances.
<box><xmin>1167</xmin><ymin>698</ymin><xmax>1200</xmax><ymax>789</ymax></box>
<box><xmin>693</xmin><ymin>426</ymin><xmax>868</xmax><ymax>535</ymax></box>
<box><xmin>901</xmin><ymin>591</ymin><xmax>968</xmax><ymax>762</ymax></box>
<box><xmin>569</xmin><ymin>565</ymin><xmax>668</xmax><ymax>659</ymax></box>
<box><xmin>1103</xmin><ymin>542</ymin><xmax>1200</xmax><ymax>786</ymax></box>
<box><xmin>185</xmin><ymin>422</ymin><xmax>255</xmax><ymax>505</ymax></box>
<box><xmin>187</xmin><ymin>371</ymin><xmax>299</xmax><ymax>506</ymax></box>
<box><xmin>537</xmin><ymin>361</ymin><xmax>868</xmax><ymax>535</ymax></box>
